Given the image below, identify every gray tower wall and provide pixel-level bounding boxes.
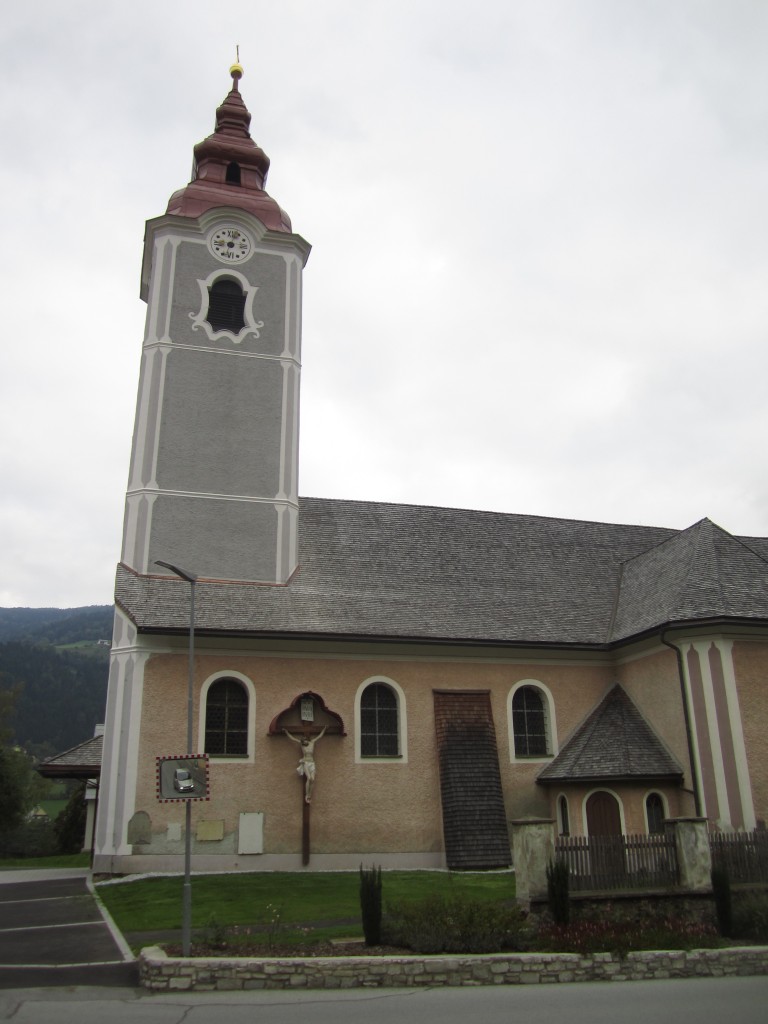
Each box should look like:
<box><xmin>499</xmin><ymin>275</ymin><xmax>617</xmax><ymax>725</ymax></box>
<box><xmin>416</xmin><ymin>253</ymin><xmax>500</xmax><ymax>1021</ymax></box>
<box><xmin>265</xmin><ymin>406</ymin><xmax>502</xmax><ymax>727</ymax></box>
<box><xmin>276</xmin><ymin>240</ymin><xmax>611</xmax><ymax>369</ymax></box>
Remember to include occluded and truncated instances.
<box><xmin>121</xmin><ymin>210</ymin><xmax>309</xmax><ymax>583</ymax></box>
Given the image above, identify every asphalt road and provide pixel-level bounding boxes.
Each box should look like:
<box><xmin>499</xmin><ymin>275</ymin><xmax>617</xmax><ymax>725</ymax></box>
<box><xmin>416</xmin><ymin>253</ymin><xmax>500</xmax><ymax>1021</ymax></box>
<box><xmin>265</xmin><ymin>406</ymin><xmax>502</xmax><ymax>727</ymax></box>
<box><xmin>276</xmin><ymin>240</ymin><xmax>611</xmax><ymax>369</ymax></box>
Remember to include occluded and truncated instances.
<box><xmin>0</xmin><ymin>870</ymin><xmax>137</xmax><ymax>988</ymax></box>
<box><xmin>0</xmin><ymin>976</ymin><xmax>767</xmax><ymax>1024</ymax></box>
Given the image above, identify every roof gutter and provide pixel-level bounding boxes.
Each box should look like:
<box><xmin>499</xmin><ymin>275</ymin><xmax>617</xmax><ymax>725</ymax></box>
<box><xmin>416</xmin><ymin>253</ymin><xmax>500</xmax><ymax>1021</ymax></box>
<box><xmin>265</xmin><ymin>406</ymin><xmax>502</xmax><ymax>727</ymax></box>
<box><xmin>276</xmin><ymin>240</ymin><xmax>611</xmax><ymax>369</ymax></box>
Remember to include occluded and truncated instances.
<box><xmin>661</xmin><ymin>630</ymin><xmax>703</xmax><ymax>817</ymax></box>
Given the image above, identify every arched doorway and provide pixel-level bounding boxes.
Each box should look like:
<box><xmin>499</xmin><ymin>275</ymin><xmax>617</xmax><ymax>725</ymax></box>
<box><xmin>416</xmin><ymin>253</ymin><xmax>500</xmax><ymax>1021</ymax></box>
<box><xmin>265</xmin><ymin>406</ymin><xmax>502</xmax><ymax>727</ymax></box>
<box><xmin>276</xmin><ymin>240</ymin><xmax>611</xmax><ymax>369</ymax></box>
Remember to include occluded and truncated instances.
<box><xmin>586</xmin><ymin>790</ymin><xmax>622</xmax><ymax>835</ymax></box>
<box><xmin>585</xmin><ymin>791</ymin><xmax>624</xmax><ymax>886</ymax></box>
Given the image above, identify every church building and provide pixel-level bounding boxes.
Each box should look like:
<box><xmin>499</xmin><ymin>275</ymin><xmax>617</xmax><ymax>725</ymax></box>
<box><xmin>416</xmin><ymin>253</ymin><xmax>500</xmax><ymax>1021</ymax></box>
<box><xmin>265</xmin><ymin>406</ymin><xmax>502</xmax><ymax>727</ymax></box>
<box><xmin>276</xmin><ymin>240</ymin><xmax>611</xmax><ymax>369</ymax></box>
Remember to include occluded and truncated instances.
<box><xmin>93</xmin><ymin>65</ymin><xmax>768</xmax><ymax>875</ymax></box>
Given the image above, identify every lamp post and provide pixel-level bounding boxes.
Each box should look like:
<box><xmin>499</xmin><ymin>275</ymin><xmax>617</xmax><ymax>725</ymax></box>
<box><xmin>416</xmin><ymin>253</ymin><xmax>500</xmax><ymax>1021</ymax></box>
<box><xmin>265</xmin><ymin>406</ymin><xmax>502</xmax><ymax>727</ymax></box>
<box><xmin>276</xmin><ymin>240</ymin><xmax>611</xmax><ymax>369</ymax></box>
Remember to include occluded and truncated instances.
<box><xmin>155</xmin><ymin>559</ymin><xmax>197</xmax><ymax>957</ymax></box>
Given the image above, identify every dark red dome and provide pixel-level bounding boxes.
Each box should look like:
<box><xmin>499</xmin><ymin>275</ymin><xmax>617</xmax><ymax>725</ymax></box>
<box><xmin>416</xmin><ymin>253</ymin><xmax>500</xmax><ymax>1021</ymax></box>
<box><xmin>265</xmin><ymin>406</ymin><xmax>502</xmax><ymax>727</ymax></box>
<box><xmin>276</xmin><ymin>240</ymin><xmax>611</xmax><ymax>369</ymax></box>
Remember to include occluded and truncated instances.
<box><xmin>166</xmin><ymin>70</ymin><xmax>291</xmax><ymax>232</ymax></box>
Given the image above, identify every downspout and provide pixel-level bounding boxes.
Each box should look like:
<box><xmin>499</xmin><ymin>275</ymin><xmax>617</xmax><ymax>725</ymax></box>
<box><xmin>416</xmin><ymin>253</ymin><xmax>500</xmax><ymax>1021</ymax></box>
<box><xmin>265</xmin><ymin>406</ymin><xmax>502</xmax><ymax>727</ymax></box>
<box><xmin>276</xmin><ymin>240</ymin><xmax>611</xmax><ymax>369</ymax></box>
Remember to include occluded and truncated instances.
<box><xmin>661</xmin><ymin>630</ymin><xmax>703</xmax><ymax>817</ymax></box>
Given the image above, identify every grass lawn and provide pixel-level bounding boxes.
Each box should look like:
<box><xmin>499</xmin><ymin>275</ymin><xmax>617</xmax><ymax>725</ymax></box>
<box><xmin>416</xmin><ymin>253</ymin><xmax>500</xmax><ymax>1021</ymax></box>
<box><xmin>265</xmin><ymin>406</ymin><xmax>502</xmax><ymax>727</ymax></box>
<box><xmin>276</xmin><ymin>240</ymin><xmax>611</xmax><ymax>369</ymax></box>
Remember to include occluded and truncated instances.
<box><xmin>96</xmin><ymin>870</ymin><xmax>515</xmax><ymax>943</ymax></box>
<box><xmin>37</xmin><ymin>799</ymin><xmax>68</xmax><ymax>819</ymax></box>
<box><xmin>0</xmin><ymin>853</ymin><xmax>90</xmax><ymax>869</ymax></box>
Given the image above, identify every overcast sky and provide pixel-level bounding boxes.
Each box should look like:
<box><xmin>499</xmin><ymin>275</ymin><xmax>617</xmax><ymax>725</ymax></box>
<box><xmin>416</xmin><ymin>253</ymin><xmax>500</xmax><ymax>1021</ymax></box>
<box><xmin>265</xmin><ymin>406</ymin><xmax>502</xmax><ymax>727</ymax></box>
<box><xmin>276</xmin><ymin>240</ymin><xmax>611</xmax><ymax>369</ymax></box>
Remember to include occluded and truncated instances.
<box><xmin>1</xmin><ymin>1</ymin><xmax>767</xmax><ymax>608</ymax></box>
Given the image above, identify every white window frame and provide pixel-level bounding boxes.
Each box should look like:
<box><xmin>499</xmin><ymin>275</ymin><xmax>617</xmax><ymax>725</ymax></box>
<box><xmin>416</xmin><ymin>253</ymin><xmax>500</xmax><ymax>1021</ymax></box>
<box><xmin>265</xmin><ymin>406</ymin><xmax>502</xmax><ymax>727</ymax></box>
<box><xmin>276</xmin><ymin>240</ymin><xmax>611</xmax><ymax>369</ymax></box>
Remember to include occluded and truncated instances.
<box><xmin>354</xmin><ymin>676</ymin><xmax>408</xmax><ymax>764</ymax></box>
<box><xmin>508</xmin><ymin>679</ymin><xmax>558</xmax><ymax>763</ymax></box>
<box><xmin>197</xmin><ymin>670</ymin><xmax>256</xmax><ymax>764</ymax></box>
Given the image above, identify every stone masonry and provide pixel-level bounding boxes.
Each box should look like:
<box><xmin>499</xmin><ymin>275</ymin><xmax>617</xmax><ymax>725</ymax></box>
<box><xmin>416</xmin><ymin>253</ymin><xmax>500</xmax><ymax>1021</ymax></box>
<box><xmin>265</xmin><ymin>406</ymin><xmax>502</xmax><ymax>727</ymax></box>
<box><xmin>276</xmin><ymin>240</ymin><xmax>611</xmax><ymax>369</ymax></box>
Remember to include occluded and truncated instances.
<box><xmin>140</xmin><ymin>945</ymin><xmax>768</xmax><ymax>992</ymax></box>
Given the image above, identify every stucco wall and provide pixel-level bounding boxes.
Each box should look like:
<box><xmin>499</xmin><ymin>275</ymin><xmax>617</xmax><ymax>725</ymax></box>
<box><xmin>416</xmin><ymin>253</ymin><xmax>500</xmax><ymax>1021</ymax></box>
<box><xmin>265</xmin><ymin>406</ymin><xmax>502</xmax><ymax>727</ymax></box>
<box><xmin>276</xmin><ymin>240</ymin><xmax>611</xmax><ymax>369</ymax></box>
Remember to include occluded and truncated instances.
<box><xmin>733</xmin><ymin>639</ymin><xmax>768</xmax><ymax>826</ymax></box>
<box><xmin>128</xmin><ymin>642</ymin><xmax>700</xmax><ymax>865</ymax></box>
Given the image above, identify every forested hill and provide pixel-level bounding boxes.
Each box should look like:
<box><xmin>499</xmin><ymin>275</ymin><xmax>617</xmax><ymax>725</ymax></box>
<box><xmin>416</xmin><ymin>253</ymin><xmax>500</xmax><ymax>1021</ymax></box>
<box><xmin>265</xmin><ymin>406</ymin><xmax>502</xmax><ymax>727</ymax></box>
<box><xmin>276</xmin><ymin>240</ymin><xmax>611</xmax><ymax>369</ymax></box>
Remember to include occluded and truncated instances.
<box><xmin>0</xmin><ymin>605</ymin><xmax>113</xmax><ymax>759</ymax></box>
<box><xmin>0</xmin><ymin>606</ymin><xmax>113</xmax><ymax>644</ymax></box>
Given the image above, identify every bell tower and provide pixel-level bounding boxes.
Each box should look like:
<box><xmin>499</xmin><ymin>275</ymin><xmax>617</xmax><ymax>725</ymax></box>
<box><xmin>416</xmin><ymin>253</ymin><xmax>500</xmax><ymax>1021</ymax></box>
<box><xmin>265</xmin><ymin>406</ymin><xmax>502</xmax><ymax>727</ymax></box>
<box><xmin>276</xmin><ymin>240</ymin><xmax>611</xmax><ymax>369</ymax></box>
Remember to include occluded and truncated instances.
<box><xmin>121</xmin><ymin>63</ymin><xmax>310</xmax><ymax>584</ymax></box>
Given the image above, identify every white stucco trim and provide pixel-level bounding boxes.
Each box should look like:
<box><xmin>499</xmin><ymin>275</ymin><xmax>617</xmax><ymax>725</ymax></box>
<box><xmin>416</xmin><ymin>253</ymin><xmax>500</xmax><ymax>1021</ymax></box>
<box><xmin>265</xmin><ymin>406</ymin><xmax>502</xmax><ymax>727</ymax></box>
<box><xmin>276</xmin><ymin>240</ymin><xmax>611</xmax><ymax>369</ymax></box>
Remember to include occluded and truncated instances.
<box><xmin>145</xmin><ymin>236</ymin><xmax>180</xmax><ymax>345</ymax></box>
<box><xmin>95</xmin><ymin>628</ymin><xmax>148</xmax><ymax>858</ymax></box>
<box><xmin>189</xmin><ymin>269</ymin><xmax>264</xmax><ymax>345</ymax></box>
<box><xmin>677</xmin><ymin>641</ymin><xmax>708</xmax><ymax>819</ymax></box>
<box><xmin>507</xmin><ymin>678</ymin><xmax>559</xmax><ymax>763</ymax></box>
<box><xmin>354</xmin><ymin>676</ymin><xmax>408</xmax><ymax>764</ymax></box>
<box><xmin>197</xmin><ymin>670</ymin><xmax>257</xmax><ymax>764</ymax></box>
<box><xmin>715</xmin><ymin>639</ymin><xmax>756</xmax><ymax>830</ymax></box>
<box><xmin>642</xmin><ymin>789</ymin><xmax>669</xmax><ymax>834</ymax></box>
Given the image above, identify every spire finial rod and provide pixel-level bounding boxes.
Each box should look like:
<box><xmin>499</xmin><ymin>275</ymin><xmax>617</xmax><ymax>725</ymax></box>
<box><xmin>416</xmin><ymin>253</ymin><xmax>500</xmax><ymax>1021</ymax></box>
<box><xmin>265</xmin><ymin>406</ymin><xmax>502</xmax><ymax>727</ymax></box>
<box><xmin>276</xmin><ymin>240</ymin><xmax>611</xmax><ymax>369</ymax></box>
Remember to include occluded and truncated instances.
<box><xmin>230</xmin><ymin>46</ymin><xmax>244</xmax><ymax>90</ymax></box>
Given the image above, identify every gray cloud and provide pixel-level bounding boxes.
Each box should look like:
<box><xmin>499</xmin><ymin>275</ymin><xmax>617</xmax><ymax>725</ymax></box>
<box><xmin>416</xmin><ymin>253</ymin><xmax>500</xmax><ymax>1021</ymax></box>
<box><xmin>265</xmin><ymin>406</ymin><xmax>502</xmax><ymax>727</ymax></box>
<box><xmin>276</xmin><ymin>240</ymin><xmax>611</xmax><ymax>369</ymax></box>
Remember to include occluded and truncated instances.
<box><xmin>2</xmin><ymin>0</ymin><xmax>766</xmax><ymax>605</ymax></box>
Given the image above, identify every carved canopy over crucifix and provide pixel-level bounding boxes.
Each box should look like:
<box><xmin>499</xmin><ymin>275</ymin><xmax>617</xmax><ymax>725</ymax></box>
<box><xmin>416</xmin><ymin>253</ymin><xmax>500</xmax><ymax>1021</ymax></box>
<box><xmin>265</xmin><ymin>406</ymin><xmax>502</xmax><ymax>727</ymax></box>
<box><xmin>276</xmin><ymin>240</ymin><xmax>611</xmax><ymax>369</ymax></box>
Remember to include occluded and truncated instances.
<box><xmin>267</xmin><ymin>691</ymin><xmax>345</xmax><ymax>739</ymax></box>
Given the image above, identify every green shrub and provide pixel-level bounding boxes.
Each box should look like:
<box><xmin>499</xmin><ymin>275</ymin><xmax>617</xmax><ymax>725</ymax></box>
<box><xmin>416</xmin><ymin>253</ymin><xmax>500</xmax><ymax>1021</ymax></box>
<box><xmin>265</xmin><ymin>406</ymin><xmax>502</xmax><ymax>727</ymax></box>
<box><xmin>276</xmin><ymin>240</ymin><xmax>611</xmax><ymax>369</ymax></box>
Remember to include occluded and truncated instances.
<box><xmin>711</xmin><ymin>867</ymin><xmax>732</xmax><ymax>937</ymax></box>
<box><xmin>359</xmin><ymin>864</ymin><xmax>383</xmax><ymax>946</ymax></box>
<box><xmin>731</xmin><ymin>890</ymin><xmax>768</xmax><ymax>942</ymax></box>
<box><xmin>382</xmin><ymin>892</ymin><xmax>528</xmax><ymax>954</ymax></box>
<box><xmin>546</xmin><ymin>858</ymin><xmax>570</xmax><ymax>926</ymax></box>
<box><xmin>0</xmin><ymin>817</ymin><xmax>57</xmax><ymax>859</ymax></box>
<box><xmin>202</xmin><ymin>913</ymin><xmax>229</xmax><ymax>950</ymax></box>
<box><xmin>54</xmin><ymin>782</ymin><xmax>87</xmax><ymax>854</ymax></box>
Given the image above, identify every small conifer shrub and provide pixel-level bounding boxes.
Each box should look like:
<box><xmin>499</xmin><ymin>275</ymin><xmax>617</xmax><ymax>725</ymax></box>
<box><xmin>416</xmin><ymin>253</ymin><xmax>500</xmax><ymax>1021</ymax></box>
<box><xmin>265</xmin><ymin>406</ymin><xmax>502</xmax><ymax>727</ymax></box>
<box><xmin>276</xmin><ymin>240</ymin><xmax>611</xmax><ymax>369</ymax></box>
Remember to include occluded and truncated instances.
<box><xmin>546</xmin><ymin>858</ymin><xmax>571</xmax><ymax>926</ymax></box>
<box><xmin>359</xmin><ymin>863</ymin><xmax>383</xmax><ymax>945</ymax></box>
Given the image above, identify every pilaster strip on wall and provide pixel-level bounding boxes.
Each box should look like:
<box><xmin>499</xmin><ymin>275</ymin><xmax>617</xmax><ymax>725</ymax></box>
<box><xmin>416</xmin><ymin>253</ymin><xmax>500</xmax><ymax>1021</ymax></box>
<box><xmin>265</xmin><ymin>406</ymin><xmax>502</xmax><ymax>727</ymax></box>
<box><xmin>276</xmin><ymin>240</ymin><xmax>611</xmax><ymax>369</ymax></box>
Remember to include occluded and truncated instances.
<box><xmin>716</xmin><ymin>639</ymin><xmax>756</xmax><ymax>830</ymax></box>
<box><xmin>679</xmin><ymin>642</ymin><xmax>708</xmax><ymax>819</ymax></box>
<box><xmin>694</xmin><ymin>641</ymin><xmax>731</xmax><ymax>826</ymax></box>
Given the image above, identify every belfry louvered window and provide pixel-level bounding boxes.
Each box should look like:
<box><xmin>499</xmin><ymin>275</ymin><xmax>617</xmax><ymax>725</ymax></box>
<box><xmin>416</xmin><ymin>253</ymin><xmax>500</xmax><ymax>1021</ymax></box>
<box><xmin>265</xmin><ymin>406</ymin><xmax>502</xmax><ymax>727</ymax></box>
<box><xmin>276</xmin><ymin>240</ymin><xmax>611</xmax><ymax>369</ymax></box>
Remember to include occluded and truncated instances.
<box><xmin>225</xmin><ymin>161</ymin><xmax>242</xmax><ymax>185</ymax></box>
<box><xmin>204</xmin><ymin>678</ymin><xmax>248</xmax><ymax>756</ymax></box>
<box><xmin>207</xmin><ymin>278</ymin><xmax>246</xmax><ymax>333</ymax></box>
<box><xmin>360</xmin><ymin>683</ymin><xmax>399</xmax><ymax>757</ymax></box>
<box><xmin>512</xmin><ymin>686</ymin><xmax>549</xmax><ymax>757</ymax></box>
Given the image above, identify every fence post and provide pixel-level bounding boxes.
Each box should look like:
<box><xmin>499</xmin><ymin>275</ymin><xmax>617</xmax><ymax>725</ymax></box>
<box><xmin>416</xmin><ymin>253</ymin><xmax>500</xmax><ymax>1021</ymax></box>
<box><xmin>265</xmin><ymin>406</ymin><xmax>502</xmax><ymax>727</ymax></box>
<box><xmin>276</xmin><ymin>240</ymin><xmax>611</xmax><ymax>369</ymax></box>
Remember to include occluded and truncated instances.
<box><xmin>665</xmin><ymin>817</ymin><xmax>712</xmax><ymax>892</ymax></box>
<box><xmin>510</xmin><ymin>818</ymin><xmax>556</xmax><ymax>907</ymax></box>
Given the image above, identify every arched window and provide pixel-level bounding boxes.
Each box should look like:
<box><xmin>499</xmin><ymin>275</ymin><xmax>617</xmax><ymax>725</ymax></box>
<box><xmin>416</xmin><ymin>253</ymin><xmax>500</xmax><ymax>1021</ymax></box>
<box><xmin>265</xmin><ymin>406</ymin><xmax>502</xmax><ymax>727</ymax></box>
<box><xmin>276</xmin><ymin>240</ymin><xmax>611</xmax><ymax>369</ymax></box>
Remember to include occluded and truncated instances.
<box><xmin>360</xmin><ymin>682</ymin><xmax>399</xmax><ymax>757</ymax></box>
<box><xmin>558</xmin><ymin>794</ymin><xmax>570</xmax><ymax>836</ymax></box>
<box><xmin>225</xmin><ymin>161</ymin><xmax>242</xmax><ymax>185</ymax></box>
<box><xmin>512</xmin><ymin>685</ymin><xmax>549</xmax><ymax>757</ymax></box>
<box><xmin>646</xmin><ymin>792</ymin><xmax>665</xmax><ymax>835</ymax></box>
<box><xmin>204</xmin><ymin>678</ymin><xmax>248</xmax><ymax>757</ymax></box>
<box><xmin>206</xmin><ymin>278</ymin><xmax>246</xmax><ymax>333</ymax></box>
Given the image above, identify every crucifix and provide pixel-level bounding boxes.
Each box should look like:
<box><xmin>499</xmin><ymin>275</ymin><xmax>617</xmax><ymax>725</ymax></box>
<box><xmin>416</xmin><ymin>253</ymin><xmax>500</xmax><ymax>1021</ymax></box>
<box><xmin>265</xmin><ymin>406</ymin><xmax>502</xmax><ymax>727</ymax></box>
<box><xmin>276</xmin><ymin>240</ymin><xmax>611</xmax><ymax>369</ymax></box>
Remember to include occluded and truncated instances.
<box><xmin>269</xmin><ymin>692</ymin><xmax>345</xmax><ymax>866</ymax></box>
<box><xmin>284</xmin><ymin>725</ymin><xmax>327</xmax><ymax>803</ymax></box>
<box><xmin>284</xmin><ymin>724</ymin><xmax>326</xmax><ymax>865</ymax></box>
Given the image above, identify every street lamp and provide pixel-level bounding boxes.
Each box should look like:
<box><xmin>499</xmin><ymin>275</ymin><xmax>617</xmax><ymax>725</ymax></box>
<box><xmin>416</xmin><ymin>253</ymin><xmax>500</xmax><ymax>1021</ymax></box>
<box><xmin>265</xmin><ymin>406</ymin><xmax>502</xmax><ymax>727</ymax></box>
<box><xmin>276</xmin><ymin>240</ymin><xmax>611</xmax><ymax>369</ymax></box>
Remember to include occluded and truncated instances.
<box><xmin>155</xmin><ymin>559</ymin><xmax>197</xmax><ymax>957</ymax></box>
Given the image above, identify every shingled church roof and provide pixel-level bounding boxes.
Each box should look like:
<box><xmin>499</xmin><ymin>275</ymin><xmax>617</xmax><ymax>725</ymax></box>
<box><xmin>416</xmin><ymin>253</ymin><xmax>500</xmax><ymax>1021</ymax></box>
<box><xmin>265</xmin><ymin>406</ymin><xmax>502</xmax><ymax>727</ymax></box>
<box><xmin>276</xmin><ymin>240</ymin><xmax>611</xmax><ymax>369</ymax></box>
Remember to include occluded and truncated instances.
<box><xmin>537</xmin><ymin>685</ymin><xmax>684</xmax><ymax>783</ymax></box>
<box><xmin>115</xmin><ymin>497</ymin><xmax>768</xmax><ymax>649</ymax></box>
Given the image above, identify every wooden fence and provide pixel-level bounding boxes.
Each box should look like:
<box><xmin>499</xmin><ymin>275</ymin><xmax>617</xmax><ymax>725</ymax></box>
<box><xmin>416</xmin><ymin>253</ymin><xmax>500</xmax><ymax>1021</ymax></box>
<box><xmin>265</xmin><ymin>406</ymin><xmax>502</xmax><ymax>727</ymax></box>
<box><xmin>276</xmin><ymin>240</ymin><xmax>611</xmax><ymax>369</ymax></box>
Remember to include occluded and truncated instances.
<box><xmin>709</xmin><ymin>829</ymin><xmax>768</xmax><ymax>884</ymax></box>
<box><xmin>555</xmin><ymin>833</ymin><xmax>679</xmax><ymax>892</ymax></box>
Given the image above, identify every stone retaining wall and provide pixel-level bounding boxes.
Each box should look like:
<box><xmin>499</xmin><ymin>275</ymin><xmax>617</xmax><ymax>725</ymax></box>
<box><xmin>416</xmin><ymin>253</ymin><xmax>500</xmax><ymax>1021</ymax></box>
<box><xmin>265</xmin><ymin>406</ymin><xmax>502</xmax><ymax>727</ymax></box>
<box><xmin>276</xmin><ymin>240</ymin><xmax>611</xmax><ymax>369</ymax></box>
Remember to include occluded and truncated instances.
<box><xmin>140</xmin><ymin>945</ymin><xmax>768</xmax><ymax>991</ymax></box>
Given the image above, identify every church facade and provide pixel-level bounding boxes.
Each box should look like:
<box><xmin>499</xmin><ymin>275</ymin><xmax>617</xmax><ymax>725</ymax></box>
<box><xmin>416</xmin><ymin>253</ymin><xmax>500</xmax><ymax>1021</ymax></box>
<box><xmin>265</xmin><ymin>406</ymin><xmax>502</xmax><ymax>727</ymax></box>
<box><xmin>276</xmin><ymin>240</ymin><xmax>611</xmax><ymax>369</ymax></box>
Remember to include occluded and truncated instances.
<box><xmin>93</xmin><ymin>67</ymin><xmax>768</xmax><ymax>875</ymax></box>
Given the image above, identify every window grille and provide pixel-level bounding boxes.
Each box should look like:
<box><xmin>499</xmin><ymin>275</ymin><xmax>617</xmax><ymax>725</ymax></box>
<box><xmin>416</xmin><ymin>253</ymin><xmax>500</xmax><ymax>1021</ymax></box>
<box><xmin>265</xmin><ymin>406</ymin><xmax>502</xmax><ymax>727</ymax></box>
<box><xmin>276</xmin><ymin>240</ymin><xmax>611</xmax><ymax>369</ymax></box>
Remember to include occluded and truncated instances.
<box><xmin>360</xmin><ymin>683</ymin><xmax>399</xmax><ymax>756</ymax></box>
<box><xmin>512</xmin><ymin>686</ymin><xmax>548</xmax><ymax>757</ymax></box>
<box><xmin>205</xmin><ymin>678</ymin><xmax>248</xmax><ymax>756</ymax></box>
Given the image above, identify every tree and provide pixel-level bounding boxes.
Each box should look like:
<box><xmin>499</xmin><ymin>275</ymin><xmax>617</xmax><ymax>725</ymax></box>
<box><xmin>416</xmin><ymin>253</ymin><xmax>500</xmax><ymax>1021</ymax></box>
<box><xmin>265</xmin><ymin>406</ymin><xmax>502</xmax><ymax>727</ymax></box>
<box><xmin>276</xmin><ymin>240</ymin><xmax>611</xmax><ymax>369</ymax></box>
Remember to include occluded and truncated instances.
<box><xmin>0</xmin><ymin>674</ymin><xmax>22</xmax><ymax>744</ymax></box>
<box><xmin>54</xmin><ymin>782</ymin><xmax>88</xmax><ymax>854</ymax></box>
<box><xmin>0</xmin><ymin>746</ymin><xmax>28</xmax><ymax>833</ymax></box>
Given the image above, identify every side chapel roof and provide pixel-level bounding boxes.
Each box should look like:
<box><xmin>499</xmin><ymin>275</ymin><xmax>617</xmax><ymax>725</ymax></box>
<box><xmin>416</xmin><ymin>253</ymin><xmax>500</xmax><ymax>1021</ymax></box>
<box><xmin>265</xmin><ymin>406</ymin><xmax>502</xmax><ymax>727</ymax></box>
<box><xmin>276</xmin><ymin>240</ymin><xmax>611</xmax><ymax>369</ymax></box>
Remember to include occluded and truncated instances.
<box><xmin>115</xmin><ymin>497</ymin><xmax>768</xmax><ymax>649</ymax></box>
<box><xmin>537</xmin><ymin>685</ymin><xmax>684</xmax><ymax>782</ymax></box>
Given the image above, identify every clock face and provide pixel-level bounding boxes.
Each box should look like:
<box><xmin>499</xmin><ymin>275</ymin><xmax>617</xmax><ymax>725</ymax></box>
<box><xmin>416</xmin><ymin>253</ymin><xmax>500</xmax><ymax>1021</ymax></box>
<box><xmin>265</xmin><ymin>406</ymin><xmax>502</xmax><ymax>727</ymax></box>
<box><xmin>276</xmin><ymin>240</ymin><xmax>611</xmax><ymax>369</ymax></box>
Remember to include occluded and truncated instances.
<box><xmin>209</xmin><ymin>226</ymin><xmax>252</xmax><ymax>263</ymax></box>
